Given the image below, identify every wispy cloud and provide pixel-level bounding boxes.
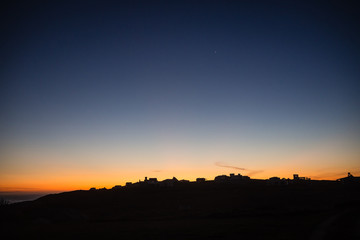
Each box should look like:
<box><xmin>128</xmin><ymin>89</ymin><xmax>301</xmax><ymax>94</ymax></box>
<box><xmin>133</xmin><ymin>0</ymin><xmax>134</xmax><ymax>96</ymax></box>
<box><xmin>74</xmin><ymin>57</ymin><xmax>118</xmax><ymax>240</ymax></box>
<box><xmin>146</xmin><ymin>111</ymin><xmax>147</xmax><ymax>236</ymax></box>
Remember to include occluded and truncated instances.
<box><xmin>215</xmin><ymin>162</ymin><xmax>263</xmax><ymax>176</ymax></box>
<box><xmin>215</xmin><ymin>162</ymin><xmax>247</xmax><ymax>171</ymax></box>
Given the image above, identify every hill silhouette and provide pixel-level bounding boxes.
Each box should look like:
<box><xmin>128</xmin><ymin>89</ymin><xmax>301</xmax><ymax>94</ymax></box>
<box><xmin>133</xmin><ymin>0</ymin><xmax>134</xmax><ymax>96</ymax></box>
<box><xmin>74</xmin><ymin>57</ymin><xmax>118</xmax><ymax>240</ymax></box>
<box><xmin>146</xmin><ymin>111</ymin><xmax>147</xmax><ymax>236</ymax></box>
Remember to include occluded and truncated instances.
<box><xmin>1</xmin><ymin>175</ymin><xmax>360</xmax><ymax>239</ymax></box>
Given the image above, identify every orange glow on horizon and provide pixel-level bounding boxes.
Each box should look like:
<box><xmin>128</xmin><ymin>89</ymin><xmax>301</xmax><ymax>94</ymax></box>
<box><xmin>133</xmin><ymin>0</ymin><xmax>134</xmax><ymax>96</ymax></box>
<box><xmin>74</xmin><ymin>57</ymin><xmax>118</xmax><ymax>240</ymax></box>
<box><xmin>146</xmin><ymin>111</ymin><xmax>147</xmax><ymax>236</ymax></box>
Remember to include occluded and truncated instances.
<box><xmin>1</xmin><ymin>135</ymin><xmax>359</xmax><ymax>193</ymax></box>
<box><xmin>1</xmin><ymin>168</ymin><xmax>359</xmax><ymax>193</ymax></box>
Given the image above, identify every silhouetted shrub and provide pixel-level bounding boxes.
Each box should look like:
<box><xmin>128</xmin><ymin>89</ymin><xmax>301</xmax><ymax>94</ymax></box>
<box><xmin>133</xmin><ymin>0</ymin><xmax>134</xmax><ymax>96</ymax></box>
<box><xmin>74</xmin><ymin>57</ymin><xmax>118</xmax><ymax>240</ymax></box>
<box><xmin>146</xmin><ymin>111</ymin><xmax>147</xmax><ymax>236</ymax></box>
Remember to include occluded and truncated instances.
<box><xmin>0</xmin><ymin>197</ymin><xmax>9</xmax><ymax>206</ymax></box>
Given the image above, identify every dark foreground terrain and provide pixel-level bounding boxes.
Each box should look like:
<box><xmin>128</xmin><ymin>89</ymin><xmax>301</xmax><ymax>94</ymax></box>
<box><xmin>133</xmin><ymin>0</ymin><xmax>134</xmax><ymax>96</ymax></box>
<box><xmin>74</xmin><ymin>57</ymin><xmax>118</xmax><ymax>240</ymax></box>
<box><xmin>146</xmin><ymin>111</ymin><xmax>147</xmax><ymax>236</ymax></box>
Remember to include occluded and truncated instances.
<box><xmin>1</xmin><ymin>181</ymin><xmax>359</xmax><ymax>239</ymax></box>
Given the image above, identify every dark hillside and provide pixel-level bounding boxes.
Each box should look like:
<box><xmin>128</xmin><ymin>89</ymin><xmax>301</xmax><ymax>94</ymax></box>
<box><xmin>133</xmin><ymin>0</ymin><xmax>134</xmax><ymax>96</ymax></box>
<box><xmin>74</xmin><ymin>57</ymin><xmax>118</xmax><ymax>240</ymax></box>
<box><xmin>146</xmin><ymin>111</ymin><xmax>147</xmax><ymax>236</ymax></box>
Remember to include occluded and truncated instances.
<box><xmin>1</xmin><ymin>181</ymin><xmax>359</xmax><ymax>239</ymax></box>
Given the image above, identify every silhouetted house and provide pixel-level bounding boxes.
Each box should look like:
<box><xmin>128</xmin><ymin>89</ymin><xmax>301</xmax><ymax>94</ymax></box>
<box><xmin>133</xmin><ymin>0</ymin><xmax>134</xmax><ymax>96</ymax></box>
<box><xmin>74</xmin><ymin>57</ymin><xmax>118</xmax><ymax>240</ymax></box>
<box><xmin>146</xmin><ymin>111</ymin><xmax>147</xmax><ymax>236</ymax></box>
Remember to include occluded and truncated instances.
<box><xmin>282</xmin><ymin>178</ymin><xmax>290</xmax><ymax>185</ymax></box>
<box><xmin>337</xmin><ymin>172</ymin><xmax>360</xmax><ymax>183</ymax></box>
<box><xmin>144</xmin><ymin>177</ymin><xmax>158</xmax><ymax>185</ymax></box>
<box><xmin>293</xmin><ymin>174</ymin><xmax>310</xmax><ymax>182</ymax></box>
<box><xmin>148</xmin><ymin>178</ymin><xmax>158</xmax><ymax>184</ymax></box>
<box><xmin>196</xmin><ymin>178</ymin><xmax>206</xmax><ymax>183</ymax></box>
<box><xmin>214</xmin><ymin>173</ymin><xmax>244</xmax><ymax>183</ymax></box>
<box><xmin>214</xmin><ymin>175</ymin><xmax>229</xmax><ymax>182</ymax></box>
<box><xmin>160</xmin><ymin>177</ymin><xmax>178</xmax><ymax>187</ymax></box>
<box><xmin>230</xmin><ymin>173</ymin><xmax>243</xmax><ymax>181</ymax></box>
<box><xmin>268</xmin><ymin>177</ymin><xmax>281</xmax><ymax>185</ymax></box>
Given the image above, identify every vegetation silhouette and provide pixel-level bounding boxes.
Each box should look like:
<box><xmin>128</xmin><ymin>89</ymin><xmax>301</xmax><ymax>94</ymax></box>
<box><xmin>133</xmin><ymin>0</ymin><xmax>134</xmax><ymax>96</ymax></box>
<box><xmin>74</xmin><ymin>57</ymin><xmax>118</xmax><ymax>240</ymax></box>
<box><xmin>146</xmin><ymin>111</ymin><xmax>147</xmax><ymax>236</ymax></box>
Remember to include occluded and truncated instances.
<box><xmin>0</xmin><ymin>197</ymin><xmax>9</xmax><ymax>206</ymax></box>
<box><xmin>0</xmin><ymin>173</ymin><xmax>359</xmax><ymax>239</ymax></box>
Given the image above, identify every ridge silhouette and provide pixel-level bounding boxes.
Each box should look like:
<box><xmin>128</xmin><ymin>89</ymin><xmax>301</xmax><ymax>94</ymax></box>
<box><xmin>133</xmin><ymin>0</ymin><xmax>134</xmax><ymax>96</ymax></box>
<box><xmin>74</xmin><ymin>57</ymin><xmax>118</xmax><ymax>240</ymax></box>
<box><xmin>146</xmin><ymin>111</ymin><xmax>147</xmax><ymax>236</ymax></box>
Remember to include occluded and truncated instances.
<box><xmin>0</xmin><ymin>173</ymin><xmax>359</xmax><ymax>239</ymax></box>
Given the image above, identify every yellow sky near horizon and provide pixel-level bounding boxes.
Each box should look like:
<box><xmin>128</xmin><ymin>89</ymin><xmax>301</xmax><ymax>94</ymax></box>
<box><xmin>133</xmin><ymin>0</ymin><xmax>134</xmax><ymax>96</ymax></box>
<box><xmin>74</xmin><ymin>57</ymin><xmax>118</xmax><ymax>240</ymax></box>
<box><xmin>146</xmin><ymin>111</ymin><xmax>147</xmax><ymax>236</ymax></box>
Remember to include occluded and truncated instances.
<box><xmin>1</xmin><ymin>162</ymin><xmax>359</xmax><ymax>193</ymax></box>
<box><xmin>1</xmin><ymin>128</ymin><xmax>359</xmax><ymax>192</ymax></box>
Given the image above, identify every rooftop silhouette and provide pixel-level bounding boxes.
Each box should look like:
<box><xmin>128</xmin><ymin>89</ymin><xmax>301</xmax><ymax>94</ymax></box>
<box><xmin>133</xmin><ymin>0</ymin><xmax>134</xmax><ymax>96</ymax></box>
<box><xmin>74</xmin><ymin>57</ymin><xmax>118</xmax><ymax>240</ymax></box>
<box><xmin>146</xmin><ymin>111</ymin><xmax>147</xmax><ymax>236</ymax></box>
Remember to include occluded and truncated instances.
<box><xmin>87</xmin><ymin>172</ymin><xmax>358</xmax><ymax>191</ymax></box>
<box><xmin>1</xmin><ymin>172</ymin><xmax>359</xmax><ymax>239</ymax></box>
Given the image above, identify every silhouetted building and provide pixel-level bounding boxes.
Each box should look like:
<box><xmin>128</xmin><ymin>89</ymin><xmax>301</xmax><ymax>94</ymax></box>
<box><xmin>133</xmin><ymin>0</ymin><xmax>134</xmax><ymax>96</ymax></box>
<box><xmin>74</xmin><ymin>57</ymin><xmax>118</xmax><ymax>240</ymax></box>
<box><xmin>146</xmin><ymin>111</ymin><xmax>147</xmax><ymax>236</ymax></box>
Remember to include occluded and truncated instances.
<box><xmin>337</xmin><ymin>172</ymin><xmax>360</xmax><ymax>183</ymax></box>
<box><xmin>268</xmin><ymin>177</ymin><xmax>282</xmax><ymax>185</ymax></box>
<box><xmin>214</xmin><ymin>173</ymin><xmax>244</xmax><ymax>183</ymax></box>
<box><xmin>196</xmin><ymin>178</ymin><xmax>206</xmax><ymax>182</ymax></box>
<box><xmin>293</xmin><ymin>174</ymin><xmax>310</xmax><ymax>182</ymax></box>
<box><xmin>143</xmin><ymin>177</ymin><xmax>158</xmax><ymax>185</ymax></box>
<box><xmin>230</xmin><ymin>173</ymin><xmax>243</xmax><ymax>181</ymax></box>
<box><xmin>160</xmin><ymin>177</ymin><xmax>178</xmax><ymax>187</ymax></box>
<box><xmin>112</xmin><ymin>185</ymin><xmax>122</xmax><ymax>190</ymax></box>
<box><xmin>126</xmin><ymin>182</ymin><xmax>132</xmax><ymax>187</ymax></box>
<box><xmin>148</xmin><ymin>178</ymin><xmax>158</xmax><ymax>184</ymax></box>
<box><xmin>214</xmin><ymin>175</ymin><xmax>229</xmax><ymax>182</ymax></box>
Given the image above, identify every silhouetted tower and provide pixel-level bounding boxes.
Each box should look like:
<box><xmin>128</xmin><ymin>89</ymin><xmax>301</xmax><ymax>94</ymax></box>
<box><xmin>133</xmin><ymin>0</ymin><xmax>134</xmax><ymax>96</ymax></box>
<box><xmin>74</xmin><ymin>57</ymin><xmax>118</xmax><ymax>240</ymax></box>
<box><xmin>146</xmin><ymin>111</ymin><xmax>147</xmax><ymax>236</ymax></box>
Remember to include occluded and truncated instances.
<box><xmin>293</xmin><ymin>174</ymin><xmax>299</xmax><ymax>180</ymax></box>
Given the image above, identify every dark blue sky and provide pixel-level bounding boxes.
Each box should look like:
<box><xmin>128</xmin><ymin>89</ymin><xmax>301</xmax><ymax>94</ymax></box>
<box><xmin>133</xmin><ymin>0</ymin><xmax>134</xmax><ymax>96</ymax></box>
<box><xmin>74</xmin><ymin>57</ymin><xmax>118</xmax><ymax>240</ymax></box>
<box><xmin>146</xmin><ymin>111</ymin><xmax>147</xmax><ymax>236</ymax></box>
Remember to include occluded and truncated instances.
<box><xmin>1</xmin><ymin>1</ymin><xmax>360</xmax><ymax>187</ymax></box>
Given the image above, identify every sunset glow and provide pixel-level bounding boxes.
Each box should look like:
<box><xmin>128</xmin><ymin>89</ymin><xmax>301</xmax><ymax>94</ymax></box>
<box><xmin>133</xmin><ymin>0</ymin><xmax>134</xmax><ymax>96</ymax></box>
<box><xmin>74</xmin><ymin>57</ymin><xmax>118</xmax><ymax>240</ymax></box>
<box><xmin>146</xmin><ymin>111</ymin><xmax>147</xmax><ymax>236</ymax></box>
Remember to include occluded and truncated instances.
<box><xmin>1</xmin><ymin>1</ymin><xmax>359</xmax><ymax>194</ymax></box>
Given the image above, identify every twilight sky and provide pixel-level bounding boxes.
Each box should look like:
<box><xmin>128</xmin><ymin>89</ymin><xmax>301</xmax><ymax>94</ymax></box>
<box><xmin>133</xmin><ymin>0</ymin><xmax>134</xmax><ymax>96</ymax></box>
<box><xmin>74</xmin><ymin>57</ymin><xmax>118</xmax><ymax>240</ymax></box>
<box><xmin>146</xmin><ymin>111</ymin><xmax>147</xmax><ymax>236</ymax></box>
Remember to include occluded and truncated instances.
<box><xmin>1</xmin><ymin>0</ymin><xmax>360</xmax><ymax>191</ymax></box>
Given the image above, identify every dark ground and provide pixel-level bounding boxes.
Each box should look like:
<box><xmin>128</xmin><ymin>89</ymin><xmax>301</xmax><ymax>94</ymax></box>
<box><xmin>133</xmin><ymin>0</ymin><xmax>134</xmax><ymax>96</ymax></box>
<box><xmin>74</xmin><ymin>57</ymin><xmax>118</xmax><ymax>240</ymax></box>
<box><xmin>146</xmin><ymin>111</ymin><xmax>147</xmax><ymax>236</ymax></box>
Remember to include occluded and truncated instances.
<box><xmin>1</xmin><ymin>180</ymin><xmax>359</xmax><ymax>239</ymax></box>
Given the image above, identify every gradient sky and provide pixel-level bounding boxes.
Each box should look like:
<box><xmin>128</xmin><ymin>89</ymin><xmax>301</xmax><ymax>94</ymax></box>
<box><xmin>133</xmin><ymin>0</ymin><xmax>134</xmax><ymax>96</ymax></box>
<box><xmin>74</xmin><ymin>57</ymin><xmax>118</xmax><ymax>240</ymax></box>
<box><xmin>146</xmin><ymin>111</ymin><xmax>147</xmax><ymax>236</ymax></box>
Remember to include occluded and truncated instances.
<box><xmin>1</xmin><ymin>0</ymin><xmax>360</xmax><ymax>191</ymax></box>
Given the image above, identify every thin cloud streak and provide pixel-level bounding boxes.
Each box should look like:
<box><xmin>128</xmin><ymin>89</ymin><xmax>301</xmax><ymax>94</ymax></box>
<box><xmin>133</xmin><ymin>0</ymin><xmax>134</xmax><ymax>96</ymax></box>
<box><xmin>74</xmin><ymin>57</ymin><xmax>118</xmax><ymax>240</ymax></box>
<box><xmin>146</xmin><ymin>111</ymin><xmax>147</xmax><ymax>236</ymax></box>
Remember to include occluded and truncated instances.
<box><xmin>215</xmin><ymin>162</ymin><xmax>263</xmax><ymax>176</ymax></box>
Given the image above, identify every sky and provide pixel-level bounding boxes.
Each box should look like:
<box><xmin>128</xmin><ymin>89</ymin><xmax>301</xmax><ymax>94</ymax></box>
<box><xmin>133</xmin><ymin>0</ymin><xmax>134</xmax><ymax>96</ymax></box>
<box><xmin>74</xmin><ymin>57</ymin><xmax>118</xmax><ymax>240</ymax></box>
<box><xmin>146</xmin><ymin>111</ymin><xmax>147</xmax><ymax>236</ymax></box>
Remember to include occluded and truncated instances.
<box><xmin>1</xmin><ymin>0</ymin><xmax>360</xmax><ymax>192</ymax></box>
